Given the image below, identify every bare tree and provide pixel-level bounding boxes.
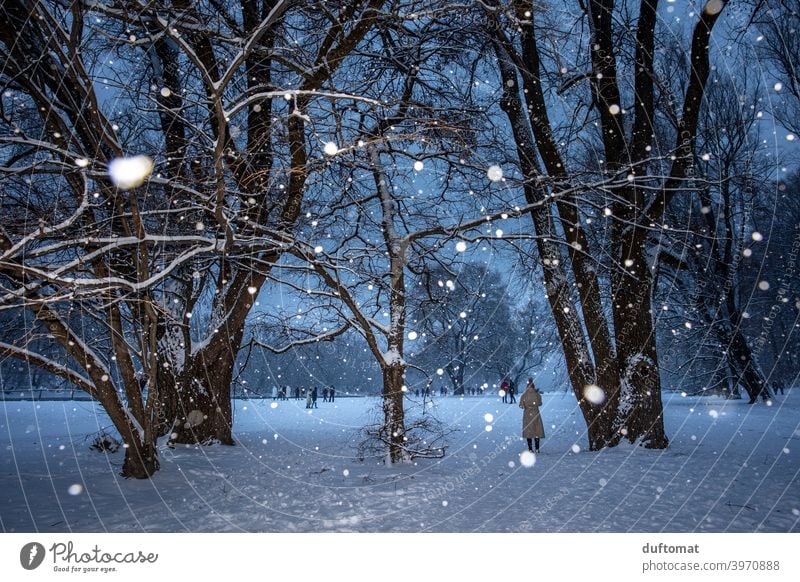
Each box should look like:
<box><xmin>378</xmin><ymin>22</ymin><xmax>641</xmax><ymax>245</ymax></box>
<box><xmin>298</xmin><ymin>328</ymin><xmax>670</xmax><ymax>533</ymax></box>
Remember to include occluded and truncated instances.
<box><xmin>752</xmin><ymin>0</ymin><xmax>800</xmax><ymax>136</ymax></box>
<box><xmin>657</xmin><ymin>72</ymin><xmax>774</xmax><ymax>402</ymax></box>
<box><xmin>476</xmin><ymin>0</ymin><xmax>736</xmax><ymax>449</ymax></box>
<box><xmin>410</xmin><ymin>263</ymin><xmax>556</xmax><ymax>395</ymax></box>
<box><xmin>0</xmin><ymin>0</ymin><xmax>387</xmax><ymax>475</ymax></box>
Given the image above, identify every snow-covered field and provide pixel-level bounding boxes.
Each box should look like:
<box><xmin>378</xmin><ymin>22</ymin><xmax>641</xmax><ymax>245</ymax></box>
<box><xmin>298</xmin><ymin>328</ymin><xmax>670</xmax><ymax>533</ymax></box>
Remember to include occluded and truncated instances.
<box><xmin>2</xmin><ymin>390</ymin><xmax>798</xmax><ymax>533</ymax></box>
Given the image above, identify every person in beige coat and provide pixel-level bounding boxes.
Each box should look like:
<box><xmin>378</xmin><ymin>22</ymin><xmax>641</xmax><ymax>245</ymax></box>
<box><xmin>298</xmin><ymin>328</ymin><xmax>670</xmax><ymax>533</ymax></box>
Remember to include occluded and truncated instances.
<box><xmin>519</xmin><ymin>378</ymin><xmax>544</xmax><ymax>453</ymax></box>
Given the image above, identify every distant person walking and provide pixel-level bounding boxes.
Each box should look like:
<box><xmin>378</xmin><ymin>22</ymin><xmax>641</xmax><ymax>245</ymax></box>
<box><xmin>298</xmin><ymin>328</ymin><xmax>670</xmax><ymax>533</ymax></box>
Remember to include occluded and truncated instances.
<box><xmin>311</xmin><ymin>386</ymin><xmax>319</xmax><ymax>408</ymax></box>
<box><xmin>773</xmin><ymin>380</ymin><xmax>786</xmax><ymax>395</ymax></box>
<box><xmin>271</xmin><ymin>385</ymin><xmax>278</xmax><ymax>400</ymax></box>
<box><xmin>508</xmin><ymin>381</ymin><xmax>516</xmax><ymax>404</ymax></box>
<box><xmin>519</xmin><ymin>378</ymin><xmax>544</xmax><ymax>453</ymax></box>
<box><xmin>295</xmin><ymin>386</ymin><xmax>301</xmax><ymax>400</ymax></box>
<box><xmin>322</xmin><ymin>387</ymin><xmax>329</xmax><ymax>403</ymax></box>
<box><xmin>329</xmin><ymin>386</ymin><xmax>336</xmax><ymax>402</ymax></box>
<box><xmin>500</xmin><ymin>380</ymin><xmax>509</xmax><ymax>403</ymax></box>
<box><xmin>306</xmin><ymin>389</ymin><xmax>313</xmax><ymax>409</ymax></box>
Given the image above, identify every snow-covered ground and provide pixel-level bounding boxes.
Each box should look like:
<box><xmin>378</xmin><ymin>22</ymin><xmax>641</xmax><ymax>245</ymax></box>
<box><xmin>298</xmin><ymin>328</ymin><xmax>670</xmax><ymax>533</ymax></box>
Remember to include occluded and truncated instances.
<box><xmin>1</xmin><ymin>390</ymin><xmax>798</xmax><ymax>532</ymax></box>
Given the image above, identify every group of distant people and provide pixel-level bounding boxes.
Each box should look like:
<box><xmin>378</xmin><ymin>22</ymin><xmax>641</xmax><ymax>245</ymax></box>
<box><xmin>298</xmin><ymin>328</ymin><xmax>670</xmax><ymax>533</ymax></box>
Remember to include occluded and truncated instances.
<box><xmin>271</xmin><ymin>385</ymin><xmax>336</xmax><ymax>408</ymax></box>
<box><xmin>413</xmin><ymin>386</ymin><xmax>487</xmax><ymax>398</ymax></box>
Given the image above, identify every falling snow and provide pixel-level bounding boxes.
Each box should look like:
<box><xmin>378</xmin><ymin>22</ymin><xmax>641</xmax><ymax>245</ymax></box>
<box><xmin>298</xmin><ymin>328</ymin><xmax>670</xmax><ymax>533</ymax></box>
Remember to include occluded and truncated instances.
<box><xmin>107</xmin><ymin>155</ymin><xmax>153</xmax><ymax>189</ymax></box>
<box><xmin>487</xmin><ymin>165</ymin><xmax>503</xmax><ymax>182</ymax></box>
<box><xmin>583</xmin><ymin>384</ymin><xmax>605</xmax><ymax>405</ymax></box>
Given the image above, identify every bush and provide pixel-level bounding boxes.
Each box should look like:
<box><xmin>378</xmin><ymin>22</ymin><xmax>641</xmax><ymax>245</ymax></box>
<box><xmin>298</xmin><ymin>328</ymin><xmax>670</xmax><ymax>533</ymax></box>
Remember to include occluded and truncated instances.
<box><xmin>89</xmin><ymin>431</ymin><xmax>121</xmax><ymax>453</ymax></box>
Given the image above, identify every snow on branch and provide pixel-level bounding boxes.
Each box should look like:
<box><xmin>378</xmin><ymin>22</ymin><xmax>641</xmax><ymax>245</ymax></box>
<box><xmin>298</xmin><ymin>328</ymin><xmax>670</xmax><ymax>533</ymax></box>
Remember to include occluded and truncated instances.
<box><xmin>1</xmin><ymin>241</ymin><xmax>222</xmax><ymax>301</ymax></box>
<box><xmin>0</xmin><ymin>188</ymin><xmax>90</xmax><ymax>262</ymax></box>
<box><xmin>250</xmin><ymin>323</ymin><xmax>350</xmax><ymax>355</ymax></box>
<box><xmin>224</xmin><ymin>89</ymin><xmax>383</xmax><ymax>119</ymax></box>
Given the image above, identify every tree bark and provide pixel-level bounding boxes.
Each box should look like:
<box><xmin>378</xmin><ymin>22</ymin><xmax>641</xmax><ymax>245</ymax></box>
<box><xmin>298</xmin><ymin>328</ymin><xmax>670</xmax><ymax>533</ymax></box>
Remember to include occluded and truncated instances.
<box><xmin>382</xmin><ymin>363</ymin><xmax>407</xmax><ymax>463</ymax></box>
<box><xmin>446</xmin><ymin>359</ymin><xmax>466</xmax><ymax>395</ymax></box>
<box><xmin>609</xmin><ymin>232</ymin><xmax>669</xmax><ymax>447</ymax></box>
<box><xmin>121</xmin><ymin>438</ymin><xmax>160</xmax><ymax>479</ymax></box>
<box><xmin>167</xmin><ymin>361</ymin><xmax>235</xmax><ymax>445</ymax></box>
<box><xmin>728</xmin><ymin>317</ymin><xmax>771</xmax><ymax>403</ymax></box>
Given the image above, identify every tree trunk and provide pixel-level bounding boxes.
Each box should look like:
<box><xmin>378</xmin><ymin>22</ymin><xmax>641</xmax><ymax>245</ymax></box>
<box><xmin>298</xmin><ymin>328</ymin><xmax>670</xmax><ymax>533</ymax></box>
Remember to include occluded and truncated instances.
<box><xmin>729</xmin><ymin>324</ymin><xmax>771</xmax><ymax>403</ymax></box>
<box><xmin>382</xmin><ymin>363</ymin><xmax>407</xmax><ymax>463</ymax></box>
<box><xmin>700</xmin><ymin>190</ymin><xmax>770</xmax><ymax>404</ymax></box>
<box><xmin>711</xmin><ymin>316</ymin><xmax>765</xmax><ymax>402</ymax></box>
<box><xmin>121</xmin><ymin>439</ymin><xmax>160</xmax><ymax>479</ymax></box>
<box><xmin>447</xmin><ymin>361</ymin><xmax>465</xmax><ymax>395</ymax></box>
<box><xmin>166</xmin><ymin>265</ymin><xmax>267</xmax><ymax>445</ymax></box>
<box><xmin>726</xmin><ymin>366</ymin><xmax>742</xmax><ymax>399</ymax></box>
<box><xmin>167</xmin><ymin>345</ymin><xmax>237</xmax><ymax>445</ymax></box>
<box><xmin>533</xmin><ymin>212</ymin><xmax>612</xmax><ymax>450</ymax></box>
<box><xmin>610</xmin><ymin>233</ymin><xmax>669</xmax><ymax>448</ymax></box>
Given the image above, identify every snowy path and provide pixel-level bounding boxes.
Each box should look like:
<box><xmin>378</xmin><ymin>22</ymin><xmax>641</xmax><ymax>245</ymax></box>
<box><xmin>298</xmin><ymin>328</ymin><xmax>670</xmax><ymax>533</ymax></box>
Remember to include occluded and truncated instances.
<box><xmin>1</xmin><ymin>391</ymin><xmax>798</xmax><ymax>532</ymax></box>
